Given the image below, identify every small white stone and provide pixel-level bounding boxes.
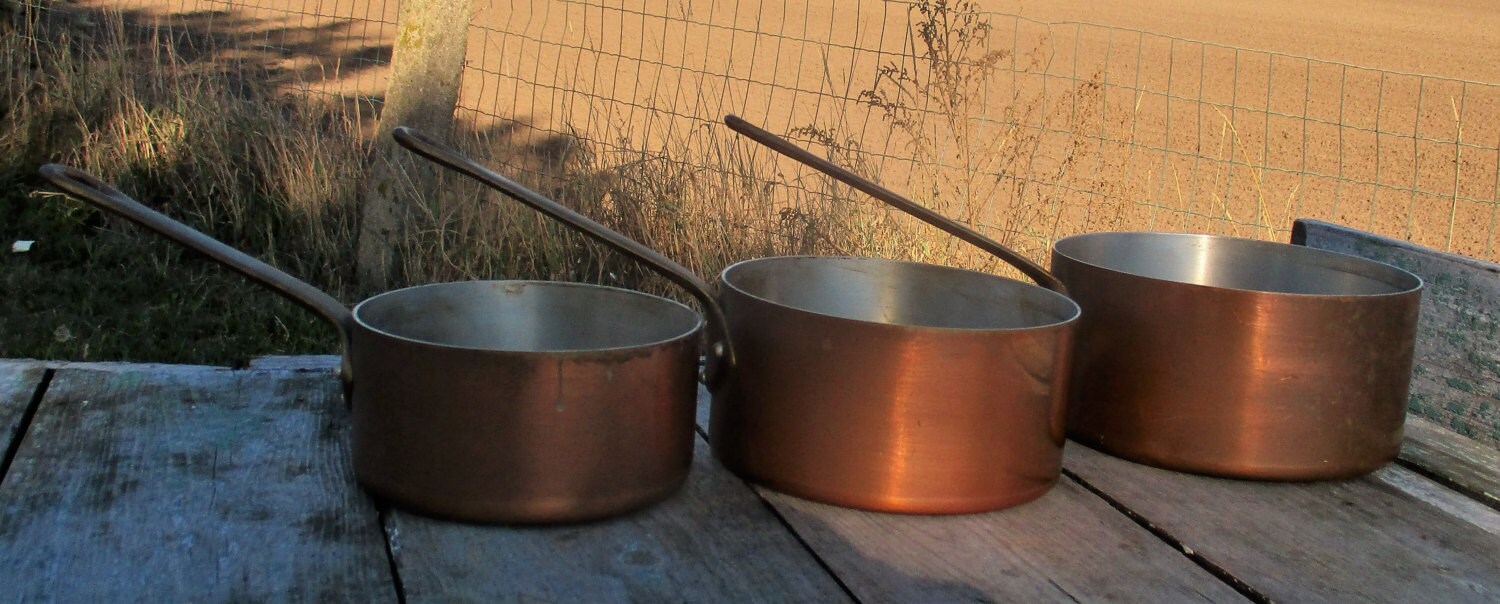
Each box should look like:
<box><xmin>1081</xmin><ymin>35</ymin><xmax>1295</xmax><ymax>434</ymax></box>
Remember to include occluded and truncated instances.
<box><xmin>11</xmin><ymin>240</ymin><xmax>34</xmax><ymax>253</ymax></box>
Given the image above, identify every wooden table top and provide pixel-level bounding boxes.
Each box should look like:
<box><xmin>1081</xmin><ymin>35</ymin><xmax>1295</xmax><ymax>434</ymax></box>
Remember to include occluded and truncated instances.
<box><xmin>0</xmin><ymin>356</ymin><xmax>1496</xmax><ymax>602</ymax></box>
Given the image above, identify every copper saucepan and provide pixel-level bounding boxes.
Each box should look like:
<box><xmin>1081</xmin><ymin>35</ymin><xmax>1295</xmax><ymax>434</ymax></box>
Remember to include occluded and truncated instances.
<box><xmin>1052</xmin><ymin>232</ymin><xmax>1423</xmax><ymax>479</ymax></box>
<box><xmin>402</xmin><ymin>122</ymin><xmax>1079</xmax><ymax>514</ymax></box>
<box><xmin>724</xmin><ymin>118</ymin><xmax>1422</xmax><ymax>482</ymax></box>
<box><xmin>389</xmin><ymin>128</ymin><xmax>735</xmax><ymax>389</ymax></box>
<box><xmin>715</xmin><ymin>116</ymin><xmax>1081</xmax><ymax>514</ymax></box>
<box><xmin>40</xmin><ymin>163</ymin><xmax>727</xmax><ymax>523</ymax></box>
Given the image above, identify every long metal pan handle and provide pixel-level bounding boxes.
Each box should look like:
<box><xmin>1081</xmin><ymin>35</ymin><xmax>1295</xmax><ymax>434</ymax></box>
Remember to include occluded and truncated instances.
<box><xmin>391</xmin><ymin>127</ymin><xmax>736</xmax><ymax>390</ymax></box>
<box><xmin>723</xmin><ymin>114</ymin><xmax>1067</xmax><ymax>294</ymax></box>
<box><xmin>38</xmin><ymin>164</ymin><xmax>357</xmax><ymax>388</ymax></box>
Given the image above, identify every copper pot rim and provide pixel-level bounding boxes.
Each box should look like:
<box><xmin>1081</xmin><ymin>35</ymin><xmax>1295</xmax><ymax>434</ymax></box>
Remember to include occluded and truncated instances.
<box><xmin>1052</xmin><ymin>231</ymin><xmax>1424</xmax><ymax>299</ymax></box>
<box><xmin>351</xmin><ymin>280</ymin><xmax>706</xmax><ymax>355</ymax></box>
<box><xmin>719</xmin><ymin>255</ymin><xmax>1081</xmax><ymax>333</ymax></box>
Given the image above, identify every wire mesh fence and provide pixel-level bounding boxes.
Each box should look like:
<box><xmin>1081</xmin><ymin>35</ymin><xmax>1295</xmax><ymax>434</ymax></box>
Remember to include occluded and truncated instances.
<box><xmin>462</xmin><ymin>0</ymin><xmax>1500</xmax><ymax>264</ymax></box>
<box><xmin>40</xmin><ymin>0</ymin><xmax>1500</xmax><ymax>264</ymax></box>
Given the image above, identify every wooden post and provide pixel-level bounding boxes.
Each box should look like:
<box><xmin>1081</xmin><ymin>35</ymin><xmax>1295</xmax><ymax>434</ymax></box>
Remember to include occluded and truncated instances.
<box><xmin>356</xmin><ymin>0</ymin><xmax>472</xmax><ymax>289</ymax></box>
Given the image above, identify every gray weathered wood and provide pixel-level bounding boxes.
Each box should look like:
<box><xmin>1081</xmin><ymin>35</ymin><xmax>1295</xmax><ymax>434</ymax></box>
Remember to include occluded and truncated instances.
<box><xmin>387</xmin><ymin>435</ymin><xmax>851</xmax><ymax>603</ymax></box>
<box><xmin>757</xmin><ymin>482</ymin><xmax>1244</xmax><ymax>602</ymax></box>
<box><xmin>1066</xmin><ymin>442</ymin><xmax>1500</xmax><ymax>602</ymax></box>
<box><xmin>250</xmin><ymin>354</ymin><xmax>342</xmax><ymax>372</ymax></box>
<box><xmin>694</xmin><ymin>389</ymin><xmax>1244</xmax><ymax>602</ymax></box>
<box><xmin>1294</xmin><ymin>218</ymin><xmax>1500</xmax><ymax>449</ymax></box>
<box><xmin>0</xmin><ymin>361</ymin><xmax>47</xmax><ymax>468</ymax></box>
<box><xmin>1401</xmin><ymin>416</ymin><xmax>1500</xmax><ymax>510</ymax></box>
<box><xmin>1374</xmin><ymin>464</ymin><xmax>1500</xmax><ymax>538</ymax></box>
<box><xmin>0</xmin><ymin>364</ymin><xmax>395</xmax><ymax>602</ymax></box>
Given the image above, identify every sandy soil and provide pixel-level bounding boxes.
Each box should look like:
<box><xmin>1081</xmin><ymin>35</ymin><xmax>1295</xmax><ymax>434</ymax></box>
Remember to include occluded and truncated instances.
<box><xmin>453</xmin><ymin>0</ymin><xmax>1500</xmax><ymax>259</ymax></box>
<box><xmin>89</xmin><ymin>0</ymin><xmax>1500</xmax><ymax>260</ymax></box>
<box><xmin>991</xmin><ymin>0</ymin><xmax>1500</xmax><ymax>83</ymax></box>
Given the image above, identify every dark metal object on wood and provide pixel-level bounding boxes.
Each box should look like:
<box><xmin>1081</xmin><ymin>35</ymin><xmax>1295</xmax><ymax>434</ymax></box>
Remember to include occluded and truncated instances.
<box><xmin>719</xmin><ymin>115</ymin><xmax>1080</xmax><ymax>514</ymax></box>
<box><xmin>1052</xmin><ymin>231</ymin><xmax>1423</xmax><ymax>479</ymax></box>
<box><xmin>39</xmin><ymin>164</ymin><xmax>705</xmax><ymax>524</ymax></box>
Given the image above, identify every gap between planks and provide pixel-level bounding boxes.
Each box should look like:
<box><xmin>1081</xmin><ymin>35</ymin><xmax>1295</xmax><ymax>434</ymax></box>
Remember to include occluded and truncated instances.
<box><xmin>0</xmin><ymin>363</ymin><xmax>53</xmax><ymax>492</ymax></box>
<box><xmin>1397</xmin><ymin>416</ymin><xmax>1500</xmax><ymax>513</ymax></box>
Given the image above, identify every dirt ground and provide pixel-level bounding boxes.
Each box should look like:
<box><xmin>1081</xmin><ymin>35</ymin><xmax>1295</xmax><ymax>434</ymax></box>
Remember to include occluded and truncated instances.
<box><xmin>989</xmin><ymin>0</ymin><xmax>1500</xmax><ymax>84</ymax></box>
<box><xmin>87</xmin><ymin>0</ymin><xmax>1500</xmax><ymax>260</ymax></box>
<box><xmin>456</xmin><ymin>0</ymin><xmax>1500</xmax><ymax>259</ymax></box>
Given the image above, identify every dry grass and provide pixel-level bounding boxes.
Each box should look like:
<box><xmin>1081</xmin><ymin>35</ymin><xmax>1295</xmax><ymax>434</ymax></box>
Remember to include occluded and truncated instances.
<box><xmin>0</xmin><ymin>3</ymin><xmax>894</xmax><ymax>361</ymax></box>
<box><xmin>1</xmin><ymin>5</ymin><xmax>369</xmax><ymax>361</ymax></box>
<box><xmin>3</xmin><ymin>6</ymin><xmax>364</xmax><ymax>290</ymax></box>
<box><xmin>810</xmin><ymin>0</ymin><xmax>1124</xmax><ymax>277</ymax></box>
<box><xmin>0</xmin><ymin>0</ymin><xmax>1111</xmax><ymax>362</ymax></box>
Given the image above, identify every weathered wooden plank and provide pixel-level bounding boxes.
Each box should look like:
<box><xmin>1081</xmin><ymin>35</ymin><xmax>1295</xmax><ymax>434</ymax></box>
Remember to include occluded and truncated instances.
<box><xmin>0</xmin><ymin>361</ymin><xmax>47</xmax><ymax>473</ymax></box>
<box><xmin>755</xmin><ymin>473</ymin><xmax>1244</xmax><ymax>602</ymax></box>
<box><xmin>1401</xmin><ymin>416</ymin><xmax>1500</xmax><ymax>510</ymax></box>
<box><xmin>1374</xmin><ymin>464</ymin><xmax>1500</xmax><ymax>538</ymax></box>
<box><xmin>1066</xmin><ymin>442</ymin><xmax>1500</xmax><ymax>602</ymax></box>
<box><xmin>693</xmin><ymin>390</ymin><xmax>1243</xmax><ymax>602</ymax></box>
<box><xmin>250</xmin><ymin>355</ymin><xmax>342</xmax><ymax>372</ymax></box>
<box><xmin>387</xmin><ymin>435</ymin><xmax>851</xmax><ymax>603</ymax></box>
<box><xmin>1294</xmin><ymin>218</ymin><xmax>1500</xmax><ymax>448</ymax></box>
<box><xmin>0</xmin><ymin>364</ymin><xmax>395</xmax><ymax>602</ymax></box>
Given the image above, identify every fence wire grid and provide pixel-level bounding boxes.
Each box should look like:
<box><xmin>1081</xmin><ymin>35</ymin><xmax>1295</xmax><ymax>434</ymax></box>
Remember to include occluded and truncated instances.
<box><xmin>40</xmin><ymin>0</ymin><xmax>1500</xmax><ymax>263</ymax></box>
<box><xmin>460</xmin><ymin>0</ymin><xmax>1500</xmax><ymax>263</ymax></box>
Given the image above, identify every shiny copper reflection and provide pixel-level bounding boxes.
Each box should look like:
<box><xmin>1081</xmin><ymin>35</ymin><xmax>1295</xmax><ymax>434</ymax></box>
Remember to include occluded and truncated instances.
<box><xmin>1053</xmin><ymin>232</ymin><xmax>1422</xmax><ymax>480</ymax></box>
<box><xmin>708</xmin><ymin>257</ymin><xmax>1078</xmax><ymax>514</ymax></box>
<box><xmin>716</xmin><ymin>115</ymin><xmax>1080</xmax><ymax>514</ymax></box>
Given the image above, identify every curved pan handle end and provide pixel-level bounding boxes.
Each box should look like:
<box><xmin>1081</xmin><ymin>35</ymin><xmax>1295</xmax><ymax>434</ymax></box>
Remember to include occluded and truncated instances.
<box><xmin>722</xmin><ymin>114</ymin><xmax>1068</xmax><ymax>295</ymax></box>
<box><xmin>38</xmin><ymin>164</ymin><xmax>359</xmax><ymax>392</ymax></box>
<box><xmin>390</xmin><ymin>128</ymin><xmax>736</xmax><ymax>390</ymax></box>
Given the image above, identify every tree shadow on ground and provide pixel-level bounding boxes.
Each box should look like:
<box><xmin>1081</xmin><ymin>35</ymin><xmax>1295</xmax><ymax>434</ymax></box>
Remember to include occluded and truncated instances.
<box><xmin>10</xmin><ymin>0</ymin><xmax>392</xmax><ymax>118</ymax></box>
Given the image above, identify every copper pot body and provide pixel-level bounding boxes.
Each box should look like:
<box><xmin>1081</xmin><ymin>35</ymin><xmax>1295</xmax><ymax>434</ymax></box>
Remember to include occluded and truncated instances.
<box><xmin>367</xmin><ymin>128</ymin><xmax>743</xmax><ymax>522</ymax></box>
<box><xmin>708</xmin><ymin>257</ymin><xmax>1079</xmax><ymax>513</ymax></box>
<box><xmin>1051</xmin><ymin>232</ymin><xmax>1423</xmax><ymax>479</ymax></box>
<box><xmin>348</xmin><ymin>281</ymin><xmax>703</xmax><ymax>522</ymax></box>
<box><xmin>42</xmin><ymin>163</ymin><xmax>710</xmax><ymax>525</ymax></box>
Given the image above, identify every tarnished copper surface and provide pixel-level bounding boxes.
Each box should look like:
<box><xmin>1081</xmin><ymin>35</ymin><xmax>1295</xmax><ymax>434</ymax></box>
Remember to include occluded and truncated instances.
<box><xmin>349</xmin><ymin>293</ymin><xmax>700</xmax><ymax>522</ymax></box>
<box><xmin>41</xmin><ymin>164</ymin><xmax>706</xmax><ymax>523</ymax></box>
<box><xmin>719</xmin><ymin>116</ymin><xmax>1080</xmax><ymax>513</ymax></box>
<box><xmin>1052</xmin><ymin>232</ymin><xmax>1423</xmax><ymax>479</ymax></box>
<box><xmin>391</xmin><ymin>128</ymin><xmax>747</xmax><ymax>520</ymax></box>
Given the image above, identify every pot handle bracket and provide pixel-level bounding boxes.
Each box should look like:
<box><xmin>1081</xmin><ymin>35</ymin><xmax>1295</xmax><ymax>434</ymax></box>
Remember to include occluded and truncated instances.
<box><xmin>391</xmin><ymin>128</ymin><xmax>736</xmax><ymax>390</ymax></box>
